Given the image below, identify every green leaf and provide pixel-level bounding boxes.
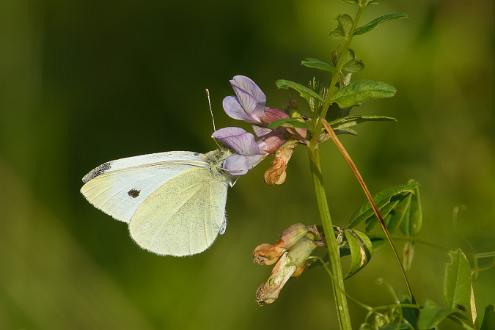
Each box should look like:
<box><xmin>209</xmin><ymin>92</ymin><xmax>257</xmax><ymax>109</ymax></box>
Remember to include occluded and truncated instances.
<box><xmin>276</xmin><ymin>79</ymin><xmax>324</xmax><ymax>103</ymax></box>
<box><xmin>330</xmin><ymin>14</ymin><xmax>354</xmax><ymax>39</ymax></box>
<box><xmin>343</xmin><ymin>229</ymin><xmax>373</xmax><ymax>278</ymax></box>
<box><xmin>444</xmin><ymin>249</ymin><xmax>474</xmax><ymax>324</ymax></box>
<box><xmin>301</xmin><ymin>57</ymin><xmax>334</xmax><ymax>72</ymax></box>
<box><xmin>406</xmin><ymin>179</ymin><xmax>423</xmax><ymax>236</ymax></box>
<box><xmin>365</xmin><ymin>199</ymin><xmax>400</xmax><ymax>232</ymax></box>
<box><xmin>401</xmin><ymin>297</ymin><xmax>419</xmax><ymax>328</ymax></box>
<box><xmin>331</xmin><ymin>80</ymin><xmax>397</xmax><ymax>108</ymax></box>
<box><xmin>329</xmin><ymin>115</ymin><xmax>397</xmax><ymax>132</ymax></box>
<box><xmin>343</xmin><ymin>59</ymin><xmax>364</xmax><ymax>73</ymax></box>
<box><xmin>354</xmin><ymin>12</ymin><xmax>408</xmax><ymax>36</ymax></box>
<box><xmin>417</xmin><ymin>300</ymin><xmax>454</xmax><ymax>330</ymax></box>
<box><xmin>387</xmin><ymin>194</ymin><xmax>412</xmax><ymax>232</ymax></box>
<box><xmin>349</xmin><ymin>181</ymin><xmax>418</xmax><ymax>228</ymax></box>
<box><xmin>481</xmin><ymin>305</ymin><xmax>495</xmax><ymax>330</ymax></box>
<box><xmin>402</xmin><ymin>241</ymin><xmax>415</xmax><ymax>271</ymax></box>
<box><xmin>267</xmin><ymin>118</ymin><xmax>308</xmax><ymax>129</ymax></box>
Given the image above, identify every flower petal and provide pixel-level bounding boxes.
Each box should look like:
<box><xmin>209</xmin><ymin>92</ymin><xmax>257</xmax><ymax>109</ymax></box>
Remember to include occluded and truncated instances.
<box><xmin>212</xmin><ymin>127</ymin><xmax>260</xmax><ymax>155</ymax></box>
<box><xmin>222</xmin><ymin>154</ymin><xmax>265</xmax><ymax>176</ymax></box>
<box><xmin>222</xmin><ymin>96</ymin><xmax>254</xmax><ymax>122</ymax></box>
<box><xmin>252</xmin><ymin>125</ymin><xmax>272</xmax><ymax>137</ymax></box>
<box><xmin>260</xmin><ymin>108</ymin><xmax>289</xmax><ymax>125</ymax></box>
<box><xmin>258</xmin><ymin>129</ymin><xmax>287</xmax><ymax>154</ymax></box>
<box><xmin>230</xmin><ymin>76</ymin><xmax>266</xmax><ymax>122</ymax></box>
<box><xmin>231</xmin><ymin>75</ymin><xmax>266</xmax><ymax>106</ymax></box>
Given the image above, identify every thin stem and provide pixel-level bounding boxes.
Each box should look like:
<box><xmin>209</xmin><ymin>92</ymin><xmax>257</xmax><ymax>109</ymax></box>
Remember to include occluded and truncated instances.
<box><xmin>309</xmin><ymin>5</ymin><xmax>365</xmax><ymax>149</ymax></box>
<box><xmin>390</xmin><ymin>236</ymin><xmax>449</xmax><ymax>251</ymax></box>
<box><xmin>309</xmin><ymin>256</ymin><xmax>374</xmax><ymax>312</ymax></box>
<box><xmin>321</xmin><ymin>119</ymin><xmax>415</xmax><ymax>301</ymax></box>
<box><xmin>308</xmin><ymin>147</ymin><xmax>353</xmax><ymax>330</ymax></box>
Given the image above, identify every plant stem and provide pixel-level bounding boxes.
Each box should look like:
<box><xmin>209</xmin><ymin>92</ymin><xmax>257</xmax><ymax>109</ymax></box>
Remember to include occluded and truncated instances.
<box><xmin>308</xmin><ymin>146</ymin><xmax>353</xmax><ymax>330</ymax></box>
<box><xmin>321</xmin><ymin>119</ymin><xmax>415</xmax><ymax>301</ymax></box>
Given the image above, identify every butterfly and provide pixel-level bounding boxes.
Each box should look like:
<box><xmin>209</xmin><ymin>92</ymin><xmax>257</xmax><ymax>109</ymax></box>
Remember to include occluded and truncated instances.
<box><xmin>80</xmin><ymin>149</ymin><xmax>233</xmax><ymax>257</ymax></box>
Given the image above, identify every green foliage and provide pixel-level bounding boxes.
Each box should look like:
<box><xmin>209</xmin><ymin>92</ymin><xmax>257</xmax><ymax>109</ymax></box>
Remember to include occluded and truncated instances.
<box><xmin>267</xmin><ymin>118</ymin><xmax>308</xmax><ymax>129</ymax></box>
<box><xmin>330</xmin><ymin>14</ymin><xmax>354</xmax><ymax>39</ymax></box>
<box><xmin>301</xmin><ymin>57</ymin><xmax>334</xmax><ymax>72</ymax></box>
<box><xmin>343</xmin><ymin>58</ymin><xmax>365</xmax><ymax>73</ymax></box>
<box><xmin>354</xmin><ymin>12</ymin><xmax>408</xmax><ymax>35</ymax></box>
<box><xmin>481</xmin><ymin>305</ymin><xmax>495</xmax><ymax>330</ymax></box>
<box><xmin>348</xmin><ymin>181</ymin><xmax>421</xmax><ymax>236</ymax></box>
<box><xmin>343</xmin><ymin>229</ymin><xmax>373</xmax><ymax>278</ymax></box>
<box><xmin>444</xmin><ymin>249</ymin><xmax>475</xmax><ymax>324</ymax></box>
<box><xmin>275</xmin><ymin>79</ymin><xmax>324</xmax><ymax>103</ymax></box>
<box><xmin>331</xmin><ymin>80</ymin><xmax>397</xmax><ymax>108</ymax></box>
<box><xmin>417</xmin><ymin>300</ymin><xmax>454</xmax><ymax>329</ymax></box>
<box><xmin>329</xmin><ymin>114</ymin><xmax>397</xmax><ymax>133</ymax></box>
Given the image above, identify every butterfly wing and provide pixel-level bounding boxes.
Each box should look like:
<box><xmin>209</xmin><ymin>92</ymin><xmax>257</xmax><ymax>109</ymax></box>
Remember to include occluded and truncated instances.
<box><xmin>129</xmin><ymin>167</ymin><xmax>229</xmax><ymax>256</ymax></box>
<box><xmin>80</xmin><ymin>151</ymin><xmax>208</xmax><ymax>223</ymax></box>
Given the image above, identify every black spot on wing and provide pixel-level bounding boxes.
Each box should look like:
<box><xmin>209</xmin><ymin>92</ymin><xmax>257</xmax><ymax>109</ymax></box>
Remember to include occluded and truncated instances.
<box><xmin>82</xmin><ymin>162</ymin><xmax>112</xmax><ymax>183</ymax></box>
<box><xmin>128</xmin><ymin>189</ymin><xmax>140</xmax><ymax>198</ymax></box>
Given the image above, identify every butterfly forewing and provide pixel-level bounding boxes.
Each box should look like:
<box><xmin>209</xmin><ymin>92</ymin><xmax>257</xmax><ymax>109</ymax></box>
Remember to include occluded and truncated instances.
<box><xmin>80</xmin><ymin>151</ymin><xmax>209</xmax><ymax>223</ymax></box>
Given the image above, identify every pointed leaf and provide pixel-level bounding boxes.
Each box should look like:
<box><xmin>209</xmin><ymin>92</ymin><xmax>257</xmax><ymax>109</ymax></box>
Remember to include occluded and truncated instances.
<box><xmin>344</xmin><ymin>229</ymin><xmax>373</xmax><ymax>278</ymax></box>
<box><xmin>407</xmin><ymin>179</ymin><xmax>423</xmax><ymax>236</ymax></box>
<box><xmin>343</xmin><ymin>59</ymin><xmax>365</xmax><ymax>73</ymax></box>
<box><xmin>331</xmin><ymin>80</ymin><xmax>397</xmax><ymax>108</ymax></box>
<box><xmin>402</xmin><ymin>241</ymin><xmax>415</xmax><ymax>271</ymax></box>
<box><xmin>481</xmin><ymin>305</ymin><xmax>495</xmax><ymax>330</ymax></box>
<box><xmin>417</xmin><ymin>300</ymin><xmax>454</xmax><ymax>330</ymax></box>
<box><xmin>301</xmin><ymin>57</ymin><xmax>334</xmax><ymax>72</ymax></box>
<box><xmin>401</xmin><ymin>297</ymin><xmax>419</xmax><ymax>328</ymax></box>
<box><xmin>387</xmin><ymin>194</ymin><xmax>412</xmax><ymax>232</ymax></box>
<box><xmin>444</xmin><ymin>249</ymin><xmax>475</xmax><ymax>324</ymax></box>
<box><xmin>276</xmin><ymin>79</ymin><xmax>324</xmax><ymax>102</ymax></box>
<box><xmin>354</xmin><ymin>12</ymin><xmax>408</xmax><ymax>36</ymax></box>
<box><xmin>330</xmin><ymin>115</ymin><xmax>397</xmax><ymax>132</ymax></box>
<box><xmin>267</xmin><ymin>118</ymin><xmax>308</xmax><ymax>129</ymax></box>
<box><xmin>349</xmin><ymin>181</ymin><xmax>418</xmax><ymax>228</ymax></box>
<box><xmin>365</xmin><ymin>199</ymin><xmax>400</xmax><ymax>232</ymax></box>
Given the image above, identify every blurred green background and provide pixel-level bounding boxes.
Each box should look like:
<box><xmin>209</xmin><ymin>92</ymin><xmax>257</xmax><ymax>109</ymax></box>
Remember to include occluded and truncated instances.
<box><xmin>0</xmin><ymin>0</ymin><xmax>494</xmax><ymax>329</ymax></box>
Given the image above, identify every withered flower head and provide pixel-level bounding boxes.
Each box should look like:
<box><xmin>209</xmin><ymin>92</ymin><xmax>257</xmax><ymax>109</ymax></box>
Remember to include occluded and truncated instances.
<box><xmin>264</xmin><ymin>140</ymin><xmax>298</xmax><ymax>185</ymax></box>
<box><xmin>254</xmin><ymin>224</ymin><xmax>321</xmax><ymax>305</ymax></box>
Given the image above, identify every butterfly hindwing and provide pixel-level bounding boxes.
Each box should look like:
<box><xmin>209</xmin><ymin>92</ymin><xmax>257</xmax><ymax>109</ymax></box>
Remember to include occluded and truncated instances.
<box><xmin>129</xmin><ymin>167</ymin><xmax>229</xmax><ymax>256</ymax></box>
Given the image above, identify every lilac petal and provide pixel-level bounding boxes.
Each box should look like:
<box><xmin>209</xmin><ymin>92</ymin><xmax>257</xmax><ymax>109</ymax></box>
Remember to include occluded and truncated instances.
<box><xmin>222</xmin><ymin>154</ymin><xmax>265</xmax><ymax>176</ymax></box>
<box><xmin>222</xmin><ymin>96</ymin><xmax>256</xmax><ymax>123</ymax></box>
<box><xmin>230</xmin><ymin>76</ymin><xmax>266</xmax><ymax>121</ymax></box>
<box><xmin>252</xmin><ymin>125</ymin><xmax>272</xmax><ymax>137</ymax></box>
<box><xmin>212</xmin><ymin>127</ymin><xmax>260</xmax><ymax>156</ymax></box>
<box><xmin>231</xmin><ymin>75</ymin><xmax>266</xmax><ymax>105</ymax></box>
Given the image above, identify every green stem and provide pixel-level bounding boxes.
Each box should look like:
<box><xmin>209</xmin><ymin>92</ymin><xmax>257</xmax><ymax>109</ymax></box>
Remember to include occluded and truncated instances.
<box><xmin>308</xmin><ymin>147</ymin><xmax>352</xmax><ymax>330</ymax></box>
<box><xmin>309</xmin><ymin>5</ymin><xmax>365</xmax><ymax>149</ymax></box>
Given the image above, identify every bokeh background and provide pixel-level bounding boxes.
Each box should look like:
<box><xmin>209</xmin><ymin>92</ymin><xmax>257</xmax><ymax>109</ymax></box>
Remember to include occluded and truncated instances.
<box><xmin>1</xmin><ymin>0</ymin><xmax>494</xmax><ymax>329</ymax></box>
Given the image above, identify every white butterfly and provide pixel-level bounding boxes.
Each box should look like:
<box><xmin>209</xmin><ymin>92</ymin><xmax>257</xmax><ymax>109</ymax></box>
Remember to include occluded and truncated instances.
<box><xmin>80</xmin><ymin>149</ymin><xmax>233</xmax><ymax>257</ymax></box>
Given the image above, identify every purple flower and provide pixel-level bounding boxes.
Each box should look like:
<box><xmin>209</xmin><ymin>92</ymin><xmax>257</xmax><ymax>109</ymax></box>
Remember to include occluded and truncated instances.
<box><xmin>223</xmin><ymin>76</ymin><xmax>289</xmax><ymax>126</ymax></box>
<box><xmin>214</xmin><ymin>75</ymin><xmax>296</xmax><ymax>176</ymax></box>
<box><xmin>212</xmin><ymin>127</ymin><xmax>265</xmax><ymax>176</ymax></box>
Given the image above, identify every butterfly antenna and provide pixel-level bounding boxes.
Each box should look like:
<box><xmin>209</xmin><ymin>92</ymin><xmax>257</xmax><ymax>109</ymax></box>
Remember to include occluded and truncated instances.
<box><xmin>205</xmin><ymin>89</ymin><xmax>217</xmax><ymax>132</ymax></box>
<box><xmin>205</xmin><ymin>88</ymin><xmax>221</xmax><ymax>149</ymax></box>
